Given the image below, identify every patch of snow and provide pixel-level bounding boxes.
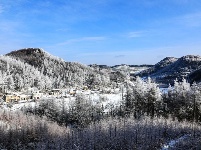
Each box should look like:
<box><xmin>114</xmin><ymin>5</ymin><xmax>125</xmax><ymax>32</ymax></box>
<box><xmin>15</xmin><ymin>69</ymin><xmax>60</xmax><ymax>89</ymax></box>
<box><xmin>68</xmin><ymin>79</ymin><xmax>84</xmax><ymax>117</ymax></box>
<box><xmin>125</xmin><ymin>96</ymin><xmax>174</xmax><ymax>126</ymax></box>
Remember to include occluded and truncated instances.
<box><xmin>161</xmin><ymin>134</ymin><xmax>191</xmax><ymax>150</ymax></box>
<box><xmin>10</xmin><ymin>101</ymin><xmax>37</xmax><ymax>111</ymax></box>
<box><xmin>160</xmin><ymin>88</ymin><xmax>168</xmax><ymax>93</ymax></box>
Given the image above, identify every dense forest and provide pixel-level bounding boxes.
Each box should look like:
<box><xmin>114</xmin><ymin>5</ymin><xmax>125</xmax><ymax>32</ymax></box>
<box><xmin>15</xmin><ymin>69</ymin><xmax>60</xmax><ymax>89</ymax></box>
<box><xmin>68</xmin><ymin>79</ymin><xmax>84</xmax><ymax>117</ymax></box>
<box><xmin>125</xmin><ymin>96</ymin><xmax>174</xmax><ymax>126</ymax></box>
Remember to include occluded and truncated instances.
<box><xmin>0</xmin><ymin>77</ymin><xmax>201</xmax><ymax>149</ymax></box>
<box><xmin>0</xmin><ymin>48</ymin><xmax>115</xmax><ymax>91</ymax></box>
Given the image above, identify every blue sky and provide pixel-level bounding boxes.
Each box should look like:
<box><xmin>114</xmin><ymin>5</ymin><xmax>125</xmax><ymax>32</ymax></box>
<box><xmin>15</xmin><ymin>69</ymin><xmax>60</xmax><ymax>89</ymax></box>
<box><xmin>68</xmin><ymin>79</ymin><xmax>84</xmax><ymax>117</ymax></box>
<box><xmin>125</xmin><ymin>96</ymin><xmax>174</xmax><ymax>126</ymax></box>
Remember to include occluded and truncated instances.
<box><xmin>0</xmin><ymin>0</ymin><xmax>201</xmax><ymax>65</ymax></box>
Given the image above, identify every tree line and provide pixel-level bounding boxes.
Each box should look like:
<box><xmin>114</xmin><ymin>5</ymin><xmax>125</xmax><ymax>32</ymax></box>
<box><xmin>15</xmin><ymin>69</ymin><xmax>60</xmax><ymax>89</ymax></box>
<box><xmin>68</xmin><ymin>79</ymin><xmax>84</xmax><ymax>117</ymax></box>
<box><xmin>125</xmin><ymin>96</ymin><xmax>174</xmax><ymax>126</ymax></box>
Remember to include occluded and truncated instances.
<box><xmin>22</xmin><ymin>77</ymin><xmax>201</xmax><ymax>128</ymax></box>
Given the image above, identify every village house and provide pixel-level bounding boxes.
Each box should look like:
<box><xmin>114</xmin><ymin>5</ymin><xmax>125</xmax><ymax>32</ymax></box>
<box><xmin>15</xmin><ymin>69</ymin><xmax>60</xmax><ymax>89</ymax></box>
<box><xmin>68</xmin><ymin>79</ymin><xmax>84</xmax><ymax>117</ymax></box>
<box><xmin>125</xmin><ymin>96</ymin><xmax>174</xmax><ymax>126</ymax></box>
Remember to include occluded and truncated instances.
<box><xmin>3</xmin><ymin>90</ymin><xmax>44</xmax><ymax>103</ymax></box>
<box><xmin>49</xmin><ymin>89</ymin><xmax>61</xmax><ymax>96</ymax></box>
<box><xmin>82</xmin><ymin>86</ymin><xmax>88</xmax><ymax>91</ymax></box>
<box><xmin>69</xmin><ymin>89</ymin><xmax>76</xmax><ymax>96</ymax></box>
<box><xmin>3</xmin><ymin>93</ymin><xmax>21</xmax><ymax>103</ymax></box>
<box><xmin>20</xmin><ymin>94</ymin><xmax>32</xmax><ymax>101</ymax></box>
<box><xmin>32</xmin><ymin>91</ymin><xmax>43</xmax><ymax>100</ymax></box>
<box><xmin>2</xmin><ymin>92</ymin><xmax>34</xmax><ymax>103</ymax></box>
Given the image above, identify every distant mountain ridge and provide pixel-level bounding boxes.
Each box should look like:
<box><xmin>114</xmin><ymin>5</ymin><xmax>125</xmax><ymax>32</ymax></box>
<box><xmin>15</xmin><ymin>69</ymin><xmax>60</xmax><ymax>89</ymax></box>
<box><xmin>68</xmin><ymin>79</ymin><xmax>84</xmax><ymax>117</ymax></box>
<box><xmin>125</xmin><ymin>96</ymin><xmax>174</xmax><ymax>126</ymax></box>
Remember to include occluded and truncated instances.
<box><xmin>137</xmin><ymin>55</ymin><xmax>201</xmax><ymax>85</ymax></box>
<box><xmin>89</xmin><ymin>64</ymin><xmax>153</xmax><ymax>77</ymax></box>
<box><xmin>138</xmin><ymin>57</ymin><xmax>178</xmax><ymax>76</ymax></box>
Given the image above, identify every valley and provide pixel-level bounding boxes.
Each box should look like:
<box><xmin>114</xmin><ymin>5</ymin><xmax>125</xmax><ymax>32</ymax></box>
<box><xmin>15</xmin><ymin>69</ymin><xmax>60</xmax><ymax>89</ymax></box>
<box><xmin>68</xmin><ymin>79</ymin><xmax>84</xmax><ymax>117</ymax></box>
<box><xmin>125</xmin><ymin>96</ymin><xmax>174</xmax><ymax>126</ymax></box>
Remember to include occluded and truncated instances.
<box><xmin>0</xmin><ymin>48</ymin><xmax>201</xmax><ymax>149</ymax></box>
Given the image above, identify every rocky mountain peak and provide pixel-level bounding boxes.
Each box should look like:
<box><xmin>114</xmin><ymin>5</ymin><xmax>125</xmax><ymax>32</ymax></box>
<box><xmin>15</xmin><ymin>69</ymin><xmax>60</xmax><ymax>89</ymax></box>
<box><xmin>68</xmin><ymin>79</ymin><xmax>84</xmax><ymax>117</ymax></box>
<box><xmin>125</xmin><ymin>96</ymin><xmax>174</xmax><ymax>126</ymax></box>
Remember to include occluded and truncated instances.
<box><xmin>179</xmin><ymin>55</ymin><xmax>201</xmax><ymax>62</ymax></box>
<box><xmin>155</xmin><ymin>57</ymin><xmax>178</xmax><ymax>68</ymax></box>
<box><xmin>7</xmin><ymin>48</ymin><xmax>45</xmax><ymax>56</ymax></box>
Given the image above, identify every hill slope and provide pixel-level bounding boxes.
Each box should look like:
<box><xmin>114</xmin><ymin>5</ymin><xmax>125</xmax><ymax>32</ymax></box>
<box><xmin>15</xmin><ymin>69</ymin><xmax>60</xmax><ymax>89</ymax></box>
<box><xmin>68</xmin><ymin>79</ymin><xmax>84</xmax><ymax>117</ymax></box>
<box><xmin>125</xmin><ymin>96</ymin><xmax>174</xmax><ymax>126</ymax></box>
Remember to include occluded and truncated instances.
<box><xmin>2</xmin><ymin>48</ymin><xmax>113</xmax><ymax>91</ymax></box>
<box><xmin>138</xmin><ymin>57</ymin><xmax>178</xmax><ymax>77</ymax></box>
<box><xmin>188</xmin><ymin>68</ymin><xmax>201</xmax><ymax>83</ymax></box>
<box><xmin>138</xmin><ymin>55</ymin><xmax>201</xmax><ymax>85</ymax></box>
<box><xmin>0</xmin><ymin>55</ymin><xmax>51</xmax><ymax>91</ymax></box>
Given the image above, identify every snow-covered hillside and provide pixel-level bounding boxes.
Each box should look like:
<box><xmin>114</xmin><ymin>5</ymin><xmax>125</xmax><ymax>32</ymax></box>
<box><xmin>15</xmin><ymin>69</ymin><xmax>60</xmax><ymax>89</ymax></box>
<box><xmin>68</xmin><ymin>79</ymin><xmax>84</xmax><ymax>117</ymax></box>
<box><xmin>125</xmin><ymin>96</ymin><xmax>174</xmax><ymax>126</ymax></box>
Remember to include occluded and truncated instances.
<box><xmin>112</xmin><ymin>64</ymin><xmax>152</xmax><ymax>75</ymax></box>
<box><xmin>1</xmin><ymin>48</ymin><xmax>125</xmax><ymax>91</ymax></box>
<box><xmin>138</xmin><ymin>55</ymin><xmax>201</xmax><ymax>85</ymax></box>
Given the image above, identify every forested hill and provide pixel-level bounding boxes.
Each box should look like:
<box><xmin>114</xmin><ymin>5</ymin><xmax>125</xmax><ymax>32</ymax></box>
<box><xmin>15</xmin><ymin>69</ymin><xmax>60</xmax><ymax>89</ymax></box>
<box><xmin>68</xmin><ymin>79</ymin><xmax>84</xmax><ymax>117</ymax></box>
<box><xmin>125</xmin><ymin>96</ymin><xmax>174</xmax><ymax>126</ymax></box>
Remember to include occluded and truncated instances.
<box><xmin>1</xmin><ymin>48</ymin><xmax>114</xmax><ymax>91</ymax></box>
<box><xmin>0</xmin><ymin>55</ymin><xmax>51</xmax><ymax>90</ymax></box>
<box><xmin>137</xmin><ymin>55</ymin><xmax>201</xmax><ymax>85</ymax></box>
<box><xmin>138</xmin><ymin>57</ymin><xmax>178</xmax><ymax>77</ymax></box>
<box><xmin>188</xmin><ymin>67</ymin><xmax>201</xmax><ymax>83</ymax></box>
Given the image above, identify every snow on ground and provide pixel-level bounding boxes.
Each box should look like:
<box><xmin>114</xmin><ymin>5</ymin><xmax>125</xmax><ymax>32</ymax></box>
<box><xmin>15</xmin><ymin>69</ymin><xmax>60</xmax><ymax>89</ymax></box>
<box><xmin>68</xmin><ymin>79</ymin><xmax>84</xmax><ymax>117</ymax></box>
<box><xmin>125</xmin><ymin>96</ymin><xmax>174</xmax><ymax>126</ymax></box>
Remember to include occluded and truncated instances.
<box><xmin>130</xmin><ymin>67</ymin><xmax>150</xmax><ymax>75</ymax></box>
<box><xmin>160</xmin><ymin>88</ymin><xmax>168</xmax><ymax>93</ymax></box>
<box><xmin>84</xmin><ymin>92</ymin><xmax>123</xmax><ymax>112</ymax></box>
<box><xmin>113</xmin><ymin>65</ymin><xmax>150</xmax><ymax>75</ymax></box>
<box><xmin>1</xmin><ymin>89</ymin><xmax>124</xmax><ymax>113</ymax></box>
<box><xmin>1</xmin><ymin>101</ymin><xmax>37</xmax><ymax>111</ymax></box>
<box><xmin>0</xmin><ymin>120</ymin><xmax>7</xmax><ymax>128</ymax></box>
<box><xmin>100</xmin><ymin>93</ymin><xmax>123</xmax><ymax>112</ymax></box>
<box><xmin>58</xmin><ymin>90</ymin><xmax>124</xmax><ymax>112</ymax></box>
<box><xmin>161</xmin><ymin>134</ymin><xmax>191</xmax><ymax>150</ymax></box>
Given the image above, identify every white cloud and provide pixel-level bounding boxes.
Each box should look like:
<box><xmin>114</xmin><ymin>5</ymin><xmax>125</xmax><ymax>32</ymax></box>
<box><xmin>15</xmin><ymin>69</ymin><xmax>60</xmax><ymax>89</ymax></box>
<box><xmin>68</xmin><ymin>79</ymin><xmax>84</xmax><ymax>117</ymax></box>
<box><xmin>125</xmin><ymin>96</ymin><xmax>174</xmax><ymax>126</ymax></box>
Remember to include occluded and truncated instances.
<box><xmin>58</xmin><ymin>36</ymin><xmax>106</xmax><ymax>45</ymax></box>
<box><xmin>127</xmin><ymin>31</ymin><xmax>148</xmax><ymax>38</ymax></box>
<box><xmin>128</xmin><ymin>32</ymin><xmax>142</xmax><ymax>38</ymax></box>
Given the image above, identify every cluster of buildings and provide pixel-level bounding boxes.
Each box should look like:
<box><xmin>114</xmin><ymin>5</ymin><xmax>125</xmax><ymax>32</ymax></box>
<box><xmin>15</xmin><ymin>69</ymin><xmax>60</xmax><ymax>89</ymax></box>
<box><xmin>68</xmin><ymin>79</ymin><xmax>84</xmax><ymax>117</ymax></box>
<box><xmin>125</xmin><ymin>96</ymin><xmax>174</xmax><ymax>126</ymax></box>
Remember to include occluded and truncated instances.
<box><xmin>2</xmin><ymin>90</ymin><xmax>44</xmax><ymax>103</ymax></box>
<box><xmin>0</xmin><ymin>87</ymin><xmax>87</xmax><ymax>104</ymax></box>
<box><xmin>0</xmin><ymin>86</ymin><xmax>121</xmax><ymax>104</ymax></box>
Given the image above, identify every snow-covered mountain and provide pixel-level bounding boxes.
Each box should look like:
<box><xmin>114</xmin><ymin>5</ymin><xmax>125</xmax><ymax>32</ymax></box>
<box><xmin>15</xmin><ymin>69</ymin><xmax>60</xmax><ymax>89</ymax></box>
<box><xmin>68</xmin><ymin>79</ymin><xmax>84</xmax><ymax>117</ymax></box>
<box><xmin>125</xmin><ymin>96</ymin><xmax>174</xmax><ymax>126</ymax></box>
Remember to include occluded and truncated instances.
<box><xmin>138</xmin><ymin>57</ymin><xmax>178</xmax><ymax>77</ymax></box>
<box><xmin>1</xmin><ymin>48</ymin><xmax>117</xmax><ymax>91</ymax></box>
<box><xmin>111</xmin><ymin>64</ymin><xmax>153</xmax><ymax>75</ymax></box>
<box><xmin>138</xmin><ymin>55</ymin><xmax>201</xmax><ymax>85</ymax></box>
<box><xmin>89</xmin><ymin>64</ymin><xmax>153</xmax><ymax>79</ymax></box>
